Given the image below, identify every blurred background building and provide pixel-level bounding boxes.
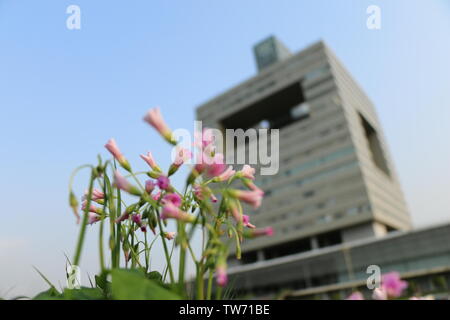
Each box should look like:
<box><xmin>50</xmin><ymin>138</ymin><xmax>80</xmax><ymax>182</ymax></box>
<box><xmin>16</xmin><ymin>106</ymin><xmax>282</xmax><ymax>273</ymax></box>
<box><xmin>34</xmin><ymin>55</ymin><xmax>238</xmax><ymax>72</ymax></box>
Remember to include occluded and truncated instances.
<box><xmin>196</xmin><ymin>36</ymin><xmax>450</xmax><ymax>299</ymax></box>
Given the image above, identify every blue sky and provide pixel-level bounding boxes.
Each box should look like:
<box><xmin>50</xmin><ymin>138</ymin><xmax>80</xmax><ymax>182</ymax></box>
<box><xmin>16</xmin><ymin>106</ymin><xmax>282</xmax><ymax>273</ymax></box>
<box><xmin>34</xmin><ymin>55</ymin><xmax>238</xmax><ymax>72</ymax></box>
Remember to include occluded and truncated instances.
<box><xmin>1</xmin><ymin>0</ymin><xmax>449</xmax><ymax>297</ymax></box>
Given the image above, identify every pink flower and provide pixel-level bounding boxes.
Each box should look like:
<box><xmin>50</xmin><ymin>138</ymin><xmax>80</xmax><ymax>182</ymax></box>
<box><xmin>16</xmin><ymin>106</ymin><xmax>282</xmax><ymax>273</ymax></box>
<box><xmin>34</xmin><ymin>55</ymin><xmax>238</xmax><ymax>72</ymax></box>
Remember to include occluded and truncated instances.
<box><xmin>143</xmin><ymin>107</ymin><xmax>175</xmax><ymax>144</ymax></box>
<box><xmin>164</xmin><ymin>232</ymin><xmax>176</xmax><ymax>240</ymax></box>
<box><xmin>81</xmin><ymin>200</ymin><xmax>102</xmax><ymax>214</ymax></box>
<box><xmin>193</xmin><ymin>184</ymin><xmax>217</xmax><ymax>203</ymax></box>
<box><xmin>216</xmin><ymin>265</ymin><xmax>228</xmax><ymax>287</ymax></box>
<box><xmin>87</xmin><ymin>212</ymin><xmax>101</xmax><ymax>225</ymax></box>
<box><xmin>105</xmin><ymin>138</ymin><xmax>124</xmax><ymax>163</ymax></box>
<box><xmin>256</xmin><ymin>227</ymin><xmax>273</xmax><ymax>236</ymax></box>
<box><xmin>206</xmin><ymin>153</ymin><xmax>226</xmax><ymax>177</ymax></box>
<box><xmin>381</xmin><ymin>272</ymin><xmax>408</xmax><ymax>298</ymax></box>
<box><xmin>243</xmin><ymin>215</ymin><xmax>256</xmax><ymax>229</ymax></box>
<box><xmin>82</xmin><ymin>188</ymin><xmax>104</xmax><ymax>201</ymax></box>
<box><xmin>168</xmin><ymin>147</ymin><xmax>192</xmax><ymax>176</ymax></box>
<box><xmin>113</xmin><ymin>170</ymin><xmax>141</xmax><ymax>196</ymax></box>
<box><xmin>215</xmin><ymin>165</ymin><xmax>235</xmax><ymax>182</ymax></box>
<box><xmin>115</xmin><ymin>211</ymin><xmax>129</xmax><ymax>223</ymax></box>
<box><xmin>243</xmin><ymin>180</ymin><xmax>265</xmax><ymax>195</ymax></box>
<box><xmin>346</xmin><ymin>292</ymin><xmax>364</xmax><ymax>300</ymax></box>
<box><xmin>152</xmin><ymin>191</ymin><xmax>161</xmax><ymax>201</ymax></box>
<box><xmin>145</xmin><ymin>180</ymin><xmax>155</xmax><ymax>194</ymax></box>
<box><xmin>245</xmin><ymin>227</ymin><xmax>274</xmax><ymax>238</ymax></box>
<box><xmin>239</xmin><ymin>165</ymin><xmax>255</xmax><ymax>180</ymax></box>
<box><xmin>194</xmin><ymin>128</ymin><xmax>215</xmax><ymax>149</ymax></box>
<box><xmin>140</xmin><ymin>152</ymin><xmax>161</xmax><ymax>172</ymax></box>
<box><xmin>229</xmin><ymin>189</ymin><xmax>263</xmax><ymax>209</ymax></box>
<box><xmin>157</xmin><ymin>175</ymin><xmax>170</xmax><ymax>190</ymax></box>
<box><xmin>105</xmin><ymin>139</ymin><xmax>130</xmax><ymax>171</ymax></box>
<box><xmin>372</xmin><ymin>287</ymin><xmax>388</xmax><ymax>300</ymax></box>
<box><xmin>409</xmin><ymin>295</ymin><xmax>434</xmax><ymax>300</ymax></box>
<box><xmin>131</xmin><ymin>214</ymin><xmax>142</xmax><ymax>225</ymax></box>
<box><xmin>231</xmin><ymin>205</ymin><xmax>242</xmax><ymax>224</ymax></box>
<box><xmin>114</xmin><ymin>170</ymin><xmax>130</xmax><ymax>190</ymax></box>
<box><xmin>162</xmin><ymin>193</ymin><xmax>182</xmax><ymax>207</ymax></box>
<box><xmin>161</xmin><ymin>202</ymin><xmax>194</xmax><ymax>222</ymax></box>
<box><xmin>193</xmin><ymin>184</ymin><xmax>204</xmax><ymax>200</ymax></box>
<box><xmin>195</xmin><ymin>152</ymin><xmax>226</xmax><ymax>178</ymax></box>
<box><xmin>131</xmin><ymin>214</ymin><xmax>146</xmax><ymax>232</ymax></box>
<box><xmin>193</xmin><ymin>153</ymin><xmax>207</xmax><ymax>174</ymax></box>
<box><xmin>173</xmin><ymin>147</ymin><xmax>192</xmax><ymax>167</ymax></box>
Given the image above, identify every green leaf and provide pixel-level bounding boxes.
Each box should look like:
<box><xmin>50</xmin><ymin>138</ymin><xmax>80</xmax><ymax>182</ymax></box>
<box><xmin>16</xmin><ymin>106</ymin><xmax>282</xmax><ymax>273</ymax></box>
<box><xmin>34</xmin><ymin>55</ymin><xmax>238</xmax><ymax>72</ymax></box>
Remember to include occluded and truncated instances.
<box><xmin>62</xmin><ymin>287</ymin><xmax>104</xmax><ymax>300</ymax></box>
<box><xmin>147</xmin><ymin>271</ymin><xmax>163</xmax><ymax>283</ymax></box>
<box><xmin>33</xmin><ymin>287</ymin><xmax>63</xmax><ymax>300</ymax></box>
<box><xmin>95</xmin><ymin>273</ymin><xmax>109</xmax><ymax>290</ymax></box>
<box><xmin>111</xmin><ymin>269</ymin><xmax>181</xmax><ymax>300</ymax></box>
<box><xmin>32</xmin><ymin>265</ymin><xmax>57</xmax><ymax>289</ymax></box>
<box><xmin>95</xmin><ymin>271</ymin><xmax>112</xmax><ymax>299</ymax></box>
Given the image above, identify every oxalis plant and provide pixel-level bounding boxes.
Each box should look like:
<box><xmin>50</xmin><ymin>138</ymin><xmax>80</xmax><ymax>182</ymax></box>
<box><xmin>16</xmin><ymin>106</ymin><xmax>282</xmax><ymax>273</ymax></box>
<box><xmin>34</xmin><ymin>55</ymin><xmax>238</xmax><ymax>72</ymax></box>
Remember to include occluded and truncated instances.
<box><xmin>33</xmin><ymin>107</ymin><xmax>273</xmax><ymax>300</ymax></box>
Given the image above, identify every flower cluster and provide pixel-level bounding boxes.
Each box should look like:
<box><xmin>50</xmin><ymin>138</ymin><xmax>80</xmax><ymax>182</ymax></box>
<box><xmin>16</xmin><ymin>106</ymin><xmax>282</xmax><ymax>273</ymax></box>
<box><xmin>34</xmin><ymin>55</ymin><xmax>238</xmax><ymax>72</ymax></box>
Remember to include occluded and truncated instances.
<box><xmin>69</xmin><ymin>107</ymin><xmax>273</xmax><ymax>299</ymax></box>
<box><xmin>346</xmin><ymin>271</ymin><xmax>409</xmax><ymax>300</ymax></box>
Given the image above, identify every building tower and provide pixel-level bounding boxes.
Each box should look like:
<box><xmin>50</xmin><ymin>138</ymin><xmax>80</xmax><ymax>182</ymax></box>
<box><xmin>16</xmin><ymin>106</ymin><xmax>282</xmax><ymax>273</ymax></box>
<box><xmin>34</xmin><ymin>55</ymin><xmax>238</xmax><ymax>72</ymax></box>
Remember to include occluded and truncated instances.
<box><xmin>196</xmin><ymin>36</ymin><xmax>411</xmax><ymax>269</ymax></box>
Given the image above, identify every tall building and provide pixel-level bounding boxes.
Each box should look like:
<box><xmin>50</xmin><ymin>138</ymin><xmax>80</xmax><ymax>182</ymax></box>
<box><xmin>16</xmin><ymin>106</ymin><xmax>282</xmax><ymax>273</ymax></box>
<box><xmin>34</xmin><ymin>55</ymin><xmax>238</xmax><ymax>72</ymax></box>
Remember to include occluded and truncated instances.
<box><xmin>196</xmin><ymin>36</ymin><xmax>411</xmax><ymax>285</ymax></box>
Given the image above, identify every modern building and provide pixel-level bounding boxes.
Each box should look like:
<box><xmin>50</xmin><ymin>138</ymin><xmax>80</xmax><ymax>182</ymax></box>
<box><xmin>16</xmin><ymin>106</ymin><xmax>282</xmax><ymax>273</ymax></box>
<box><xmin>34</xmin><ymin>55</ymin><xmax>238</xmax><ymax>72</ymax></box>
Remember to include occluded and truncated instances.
<box><xmin>195</xmin><ymin>36</ymin><xmax>414</xmax><ymax>296</ymax></box>
<box><xmin>228</xmin><ymin>222</ymin><xmax>450</xmax><ymax>299</ymax></box>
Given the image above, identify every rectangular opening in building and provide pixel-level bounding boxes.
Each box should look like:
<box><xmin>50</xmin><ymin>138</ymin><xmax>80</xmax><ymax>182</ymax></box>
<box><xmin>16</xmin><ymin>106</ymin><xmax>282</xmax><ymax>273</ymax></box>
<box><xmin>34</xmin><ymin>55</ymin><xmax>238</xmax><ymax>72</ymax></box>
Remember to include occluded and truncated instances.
<box><xmin>220</xmin><ymin>81</ymin><xmax>307</xmax><ymax>131</ymax></box>
<box><xmin>359</xmin><ymin>113</ymin><xmax>391</xmax><ymax>176</ymax></box>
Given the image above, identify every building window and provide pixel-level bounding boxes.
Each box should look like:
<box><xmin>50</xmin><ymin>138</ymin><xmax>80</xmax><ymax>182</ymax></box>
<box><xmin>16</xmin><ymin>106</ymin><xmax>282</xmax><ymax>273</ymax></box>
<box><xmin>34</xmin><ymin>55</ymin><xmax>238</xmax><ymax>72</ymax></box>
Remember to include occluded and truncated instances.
<box><xmin>304</xmin><ymin>65</ymin><xmax>330</xmax><ymax>82</ymax></box>
<box><xmin>317</xmin><ymin>231</ymin><xmax>342</xmax><ymax>248</ymax></box>
<box><xmin>303</xmin><ymin>190</ymin><xmax>315</xmax><ymax>198</ymax></box>
<box><xmin>346</xmin><ymin>206</ymin><xmax>359</xmax><ymax>216</ymax></box>
<box><xmin>334</xmin><ymin>211</ymin><xmax>344</xmax><ymax>219</ymax></box>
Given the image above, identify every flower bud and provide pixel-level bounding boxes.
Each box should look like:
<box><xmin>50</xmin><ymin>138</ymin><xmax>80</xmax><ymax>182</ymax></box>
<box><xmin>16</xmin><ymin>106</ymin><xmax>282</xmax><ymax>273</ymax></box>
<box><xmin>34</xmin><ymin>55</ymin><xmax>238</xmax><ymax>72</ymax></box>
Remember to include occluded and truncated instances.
<box><xmin>105</xmin><ymin>138</ymin><xmax>131</xmax><ymax>172</ymax></box>
<box><xmin>114</xmin><ymin>170</ymin><xmax>142</xmax><ymax>196</ymax></box>
<box><xmin>69</xmin><ymin>191</ymin><xmax>80</xmax><ymax>223</ymax></box>
<box><xmin>143</xmin><ymin>107</ymin><xmax>177</xmax><ymax>145</ymax></box>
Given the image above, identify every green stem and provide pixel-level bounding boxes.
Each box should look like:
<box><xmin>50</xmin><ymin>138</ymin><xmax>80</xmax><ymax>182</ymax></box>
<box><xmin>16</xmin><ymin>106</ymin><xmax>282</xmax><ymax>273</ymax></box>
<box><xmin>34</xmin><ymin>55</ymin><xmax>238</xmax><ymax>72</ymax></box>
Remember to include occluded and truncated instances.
<box><xmin>144</xmin><ymin>232</ymin><xmax>149</xmax><ymax>272</ymax></box>
<box><xmin>68</xmin><ymin>164</ymin><xmax>91</xmax><ymax>190</ymax></box>
<box><xmin>178</xmin><ymin>222</ymin><xmax>187</xmax><ymax>294</ymax></box>
<box><xmin>130</xmin><ymin>224</ymin><xmax>136</xmax><ymax>268</ymax></box>
<box><xmin>114</xmin><ymin>162</ymin><xmax>122</xmax><ymax>268</ymax></box>
<box><xmin>196</xmin><ymin>264</ymin><xmax>204</xmax><ymax>300</ymax></box>
<box><xmin>99</xmin><ymin>216</ymin><xmax>105</xmax><ymax>271</ymax></box>
<box><xmin>206</xmin><ymin>270</ymin><xmax>213</xmax><ymax>300</ymax></box>
<box><xmin>156</xmin><ymin>211</ymin><xmax>175</xmax><ymax>283</ymax></box>
<box><xmin>124</xmin><ymin>171</ymin><xmax>147</xmax><ymax>178</ymax></box>
<box><xmin>130</xmin><ymin>171</ymin><xmax>145</xmax><ymax>191</ymax></box>
<box><xmin>98</xmin><ymin>177</ymin><xmax>107</xmax><ymax>271</ymax></box>
<box><xmin>73</xmin><ymin>171</ymin><xmax>95</xmax><ymax>266</ymax></box>
<box><xmin>163</xmin><ymin>241</ymin><xmax>175</xmax><ymax>282</ymax></box>
<box><xmin>215</xmin><ymin>285</ymin><xmax>223</xmax><ymax>300</ymax></box>
<box><xmin>186</xmin><ymin>240</ymin><xmax>198</xmax><ymax>264</ymax></box>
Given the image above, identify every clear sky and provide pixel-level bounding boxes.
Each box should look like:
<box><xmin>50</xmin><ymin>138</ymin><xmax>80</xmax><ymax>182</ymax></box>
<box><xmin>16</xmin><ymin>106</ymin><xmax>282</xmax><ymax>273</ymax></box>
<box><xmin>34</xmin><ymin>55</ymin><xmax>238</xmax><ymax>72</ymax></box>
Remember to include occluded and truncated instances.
<box><xmin>1</xmin><ymin>0</ymin><xmax>449</xmax><ymax>298</ymax></box>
